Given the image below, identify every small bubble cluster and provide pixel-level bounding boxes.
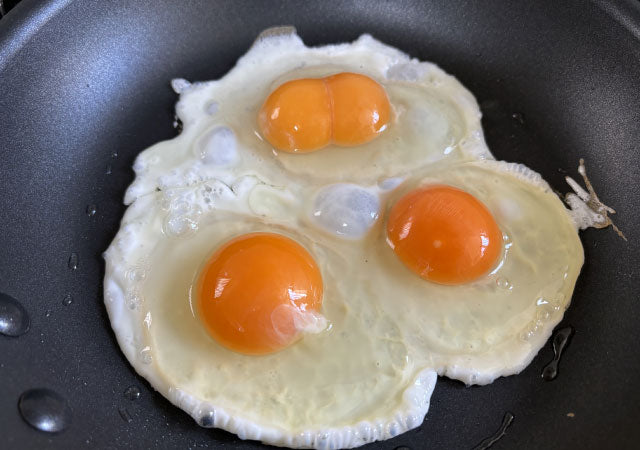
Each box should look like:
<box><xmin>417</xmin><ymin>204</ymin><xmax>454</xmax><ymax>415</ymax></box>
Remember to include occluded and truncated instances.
<box><xmin>126</xmin><ymin>266</ymin><xmax>147</xmax><ymax>282</ymax></box>
<box><xmin>125</xmin><ymin>290</ymin><xmax>143</xmax><ymax>310</ymax></box>
<box><xmin>162</xmin><ymin>191</ymin><xmax>203</xmax><ymax>238</ymax></box>
<box><xmin>198</xmin><ymin>180</ymin><xmax>234</xmax><ymax>209</ymax></box>
<box><xmin>520</xmin><ymin>294</ymin><xmax>563</xmax><ymax>341</ymax></box>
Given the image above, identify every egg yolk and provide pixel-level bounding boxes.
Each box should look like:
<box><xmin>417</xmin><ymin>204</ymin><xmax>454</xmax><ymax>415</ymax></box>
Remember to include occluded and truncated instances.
<box><xmin>197</xmin><ymin>232</ymin><xmax>323</xmax><ymax>355</ymax></box>
<box><xmin>258</xmin><ymin>72</ymin><xmax>391</xmax><ymax>153</ymax></box>
<box><xmin>386</xmin><ymin>185</ymin><xmax>503</xmax><ymax>285</ymax></box>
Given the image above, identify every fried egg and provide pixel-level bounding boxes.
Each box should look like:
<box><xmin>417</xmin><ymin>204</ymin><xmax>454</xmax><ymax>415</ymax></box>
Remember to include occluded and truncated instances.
<box><xmin>104</xmin><ymin>28</ymin><xmax>584</xmax><ymax>449</ymax></box>
<box><xmin>123</xmin><ymin>30</ymin><xmax>489</xmax><ymax>205</ymax></box>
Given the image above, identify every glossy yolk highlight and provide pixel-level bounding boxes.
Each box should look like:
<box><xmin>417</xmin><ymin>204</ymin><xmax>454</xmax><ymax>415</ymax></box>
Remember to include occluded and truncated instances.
<box><xmin>197</xmin><ymin>233</ymin><xmax>323</xmax><ymax>355</ymax></box>
<box><xmin>387</xmin><ymin>185</ymin><xmax>503</xmax><ymax>285</ymax></box>
<box><xmin>258</xmin><ymin>72</ymin><xmax>390</xmax><ymax>153</ymax></box>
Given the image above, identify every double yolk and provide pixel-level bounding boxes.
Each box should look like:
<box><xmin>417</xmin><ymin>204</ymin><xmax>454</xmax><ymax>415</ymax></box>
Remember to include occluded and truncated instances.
<box><xmin>196</xmin><ymin>74</ymin><xmax>503</xmax><ymax>355</ymax></box>
<box><xmin>258</xmin><ymin>72</ymin><xmax>391</xmax><ymax>153</ymax></box>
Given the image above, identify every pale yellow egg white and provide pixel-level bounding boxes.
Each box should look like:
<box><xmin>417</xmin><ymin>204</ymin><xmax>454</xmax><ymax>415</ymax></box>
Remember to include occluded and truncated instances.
<box><xmin>104</xmin><ymin>29</ymin><xmax>583</xmax><ymax>449</ymax></box>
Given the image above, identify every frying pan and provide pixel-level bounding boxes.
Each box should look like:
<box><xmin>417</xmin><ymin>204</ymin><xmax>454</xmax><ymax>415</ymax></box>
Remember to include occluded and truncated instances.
<box><xmin>1</xmin><ymin>0</ymin><xmax>639</xmax><ymax>448</ymax></box>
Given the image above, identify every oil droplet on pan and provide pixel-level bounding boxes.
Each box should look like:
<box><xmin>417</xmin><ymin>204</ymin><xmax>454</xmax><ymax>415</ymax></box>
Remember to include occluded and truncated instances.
<box><xmin>473</xmin><ymin>412</ymin><xmax>514</xmax><ymax>450</ymax></box>
<box><xmin>542</xmin><ymin>326</ymin><xmax>574</xmax><ymax>381</ymax></box>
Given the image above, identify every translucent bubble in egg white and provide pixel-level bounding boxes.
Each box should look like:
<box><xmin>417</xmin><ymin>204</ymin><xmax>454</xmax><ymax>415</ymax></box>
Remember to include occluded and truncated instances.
<box><xmin>386</xmin><ymin>62</ymin><xmax>430</xmax><ymax>82</ymax></box>
<box><xmin>196</xmin><ymin>126</ymin><xmax>238</xmax><ymax>166</ymax></box>
<box><xmin>126</xmin><ymin>266</ymin><xmax>147</xmax><ymax>282</ymax></box>
<box><xmin>125</xmin><ymin>289</ymin><xmax>143</xmax><ymax>310</ymax></box>
<box><xmin>139</xmin><ymin>346</ymin><xmax>153</xmax><ymax>364</ymax></box>
<box><xmin>496</xmin><ymin>277</ymin><xmax>512</xmax><ymax>290</ymax></box>
<box><xmin>198</xmin><ymin>410</ymin><xmax>216</xmax><ymax>428</ymax></box>
<box><xmin>163</xmin><ymin>214</ymin><xmax>200</xmax><ymax>238</ymax></box>
<box><xmin>311</xmin><ymin>184</ymin><xmax>380</xmax><ymax>239</ymax></box>
<box><xmin>536</xmin><ymin>308</ymin><xmax>551</xmax><ymax>322</ymax></box>
<box><xmin>378</xmin><ymin>177</ymin><xmax>404</xmax><ymax>191</ymax></box>
<box><xmin>204</xmin><ymin>101</ymin><xmax>219</xmax><ymax>116</ymax></box>
<box><xmin>405</xmin><ymin>106</ymin><xmax>453</xmax><ymax>158</ymax></box>
<box><xmin>495</xmin><ymin>195</ymin><xmax>523</xmax><ymax>222</ymax></box>
<box><xmin>551</xmin><ymin>293</ymin><xmax>566</xmax><ymax>311</ymax></box>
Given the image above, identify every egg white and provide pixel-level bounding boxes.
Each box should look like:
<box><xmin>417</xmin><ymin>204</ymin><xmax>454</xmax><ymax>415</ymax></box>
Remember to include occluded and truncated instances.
<box><xmin>104</xmin><ymin>28</ymin><xmax>584</xmax><ymax>449</ymax></box>
<box><xmin>104</xmin><ymin>182</ymin><xmax>437</xmax><ymax>448</ymax></box>
<box><xmin>123</xmin><ymin>30</ymin><xmax>490</xmax><ymax>205</ymax></box>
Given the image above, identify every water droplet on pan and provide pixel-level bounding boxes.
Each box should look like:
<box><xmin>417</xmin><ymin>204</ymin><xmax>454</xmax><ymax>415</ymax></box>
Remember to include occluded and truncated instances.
<box><xmin>86</xmin><ymin>204</ymin><xmax>97</xmax><ymax>217</ymax></box>
<box><xmin>62</xmin><ymin>295</ymin><xmax>73</xmax><ymax>306</ymax></box>
<box><xmin>18</xmin><ymin>388</ymin><xmax>72</xmax><ymax>433</ymax></box>
<box><xmin>511</xmin><ymin>112</ymin><xmax>525</xmax><ymax>125</ymax></box>
<box><xmin>68</xmin><ymin>253</ymin><xmax>79</xmax><ymax>270</ymax></box>
<box><xmin>124</xmin><ymin>386</ymin><xmax>141</xmax><ymax>401</ymax></box>
<box><xmin>118</xmin><ymin>407</ymin><xmax>133</xmax><ymax>423</ymax></box>
<box><xmin>0</xmin><ymin>293</ymin><xmax>30</xmax><ymax>337</ymax></box>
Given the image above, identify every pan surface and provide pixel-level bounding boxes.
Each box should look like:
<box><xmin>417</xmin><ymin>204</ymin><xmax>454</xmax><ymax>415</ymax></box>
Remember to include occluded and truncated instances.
<box><xmin>1</xmin><ymin>1</ymin><xmax>639</xmax><ymax>448</ymax></box>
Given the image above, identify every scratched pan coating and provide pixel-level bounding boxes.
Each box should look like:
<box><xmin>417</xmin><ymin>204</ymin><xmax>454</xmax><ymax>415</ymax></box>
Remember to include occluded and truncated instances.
<box><xmin>0</xmin><ymin>1</ymin><xmax>639</xmax><ymax>449</ymax></box>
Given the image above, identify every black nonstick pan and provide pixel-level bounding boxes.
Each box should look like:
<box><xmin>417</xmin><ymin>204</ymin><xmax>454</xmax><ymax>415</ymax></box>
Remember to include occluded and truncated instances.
<box><xmin>1</xmin><ymin>1</ymin><xmax>639</xmax><ymax>449</ymax></box>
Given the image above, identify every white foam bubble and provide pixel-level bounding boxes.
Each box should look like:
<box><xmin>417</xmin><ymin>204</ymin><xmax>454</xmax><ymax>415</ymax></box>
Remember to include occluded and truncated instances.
<box><xmin>197</xmin><ymin>126</ymin><xmax>238</xmax><ymax>166</ymax></box>
<box><xmin>311</xmin><ymin>184</ymin><xmax>380</xmax><ymax>239</ymax></box>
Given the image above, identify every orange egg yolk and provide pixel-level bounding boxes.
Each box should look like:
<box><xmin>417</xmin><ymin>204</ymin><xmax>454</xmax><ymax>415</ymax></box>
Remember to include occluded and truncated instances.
<box><xmin>258</xmin><ymin>72</ymin><xmax>391</xmax><ymax>153</ymax></box>
<box><xmin>386</xmin><ymin>185</ymin><xmax>503</xmax><ymax>285</ymax></box>
<box><xmin>197</xmin><ymin>232</ymin><xmax>323</xmax><ymax>355</ymax></box>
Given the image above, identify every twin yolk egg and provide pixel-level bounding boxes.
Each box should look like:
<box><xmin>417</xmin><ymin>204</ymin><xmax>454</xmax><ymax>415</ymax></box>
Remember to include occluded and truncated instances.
<box><xmin>197</xmin><ymin>73</ymin><xmax>503</xmax><ymax>355</ymax></box>
<box><xmin>258</xmin><ymin>72</ymin><xmax>391</xmax><ymax>152</ymax></box>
